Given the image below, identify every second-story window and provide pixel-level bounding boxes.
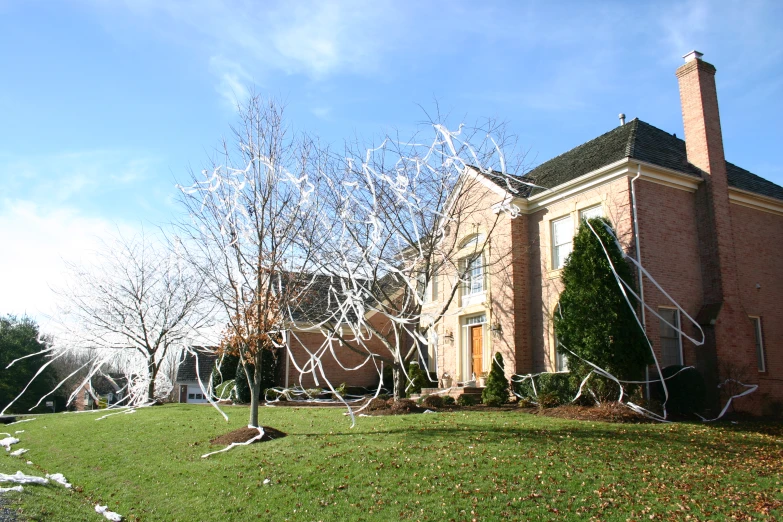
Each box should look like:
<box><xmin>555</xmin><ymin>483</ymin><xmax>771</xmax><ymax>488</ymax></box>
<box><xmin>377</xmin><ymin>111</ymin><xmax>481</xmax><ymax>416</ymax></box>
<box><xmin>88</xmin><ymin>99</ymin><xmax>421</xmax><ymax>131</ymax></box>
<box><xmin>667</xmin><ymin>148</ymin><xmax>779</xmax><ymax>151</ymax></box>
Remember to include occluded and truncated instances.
<box><xmin>463</xmin><ymin>255</ymin><xmax>484</xmax><ymax>295</ymax></box>
<box><xmin>552</xmin><ymin>215</ymin><xmax>573</xmax><ymax>270</ymax></box>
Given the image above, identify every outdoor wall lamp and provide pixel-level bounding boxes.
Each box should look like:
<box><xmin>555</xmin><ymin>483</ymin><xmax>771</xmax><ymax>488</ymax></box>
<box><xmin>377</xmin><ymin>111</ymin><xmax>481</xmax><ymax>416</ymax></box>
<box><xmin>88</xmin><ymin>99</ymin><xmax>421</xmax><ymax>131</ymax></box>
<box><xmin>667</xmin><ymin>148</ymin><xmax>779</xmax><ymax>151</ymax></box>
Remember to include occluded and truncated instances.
<box><xmin>490</xmin><ymin>322</ymin><xmax>503</xmax><ymax>338</ymax></box>
<box><xmin>444</xmin><ymin>330</ymin><xmax>454</xmax><ymax>344</ymax></box>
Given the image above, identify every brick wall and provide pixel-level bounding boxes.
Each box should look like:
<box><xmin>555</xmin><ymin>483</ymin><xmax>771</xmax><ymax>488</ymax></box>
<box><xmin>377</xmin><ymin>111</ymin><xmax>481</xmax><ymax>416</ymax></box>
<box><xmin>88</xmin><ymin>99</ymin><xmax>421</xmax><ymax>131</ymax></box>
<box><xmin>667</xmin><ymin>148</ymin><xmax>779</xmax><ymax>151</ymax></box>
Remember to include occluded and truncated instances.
<box><xmin>282</xmin><ymin>328</ymin><xmax>388</xmax><ymax>389</ymax></box>
<box><xmin>635</xmin><ymin>179</ymin><xmax>703</xmax><ymax>372</ymax></box>
<box><xmin>729</xmin><ymin>203</ymin><xmax>783</xmax><ymax>413</ymax></box>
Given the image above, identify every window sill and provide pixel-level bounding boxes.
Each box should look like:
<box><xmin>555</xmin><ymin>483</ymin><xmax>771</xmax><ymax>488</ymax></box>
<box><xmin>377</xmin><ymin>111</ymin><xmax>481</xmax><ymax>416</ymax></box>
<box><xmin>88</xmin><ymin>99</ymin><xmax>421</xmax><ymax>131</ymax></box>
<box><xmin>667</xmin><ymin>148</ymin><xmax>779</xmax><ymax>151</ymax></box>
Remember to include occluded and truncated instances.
<box><xmin>461</xmin><ymin>292</ymin><xmax>486</xmax><ymax>308</ymax></box>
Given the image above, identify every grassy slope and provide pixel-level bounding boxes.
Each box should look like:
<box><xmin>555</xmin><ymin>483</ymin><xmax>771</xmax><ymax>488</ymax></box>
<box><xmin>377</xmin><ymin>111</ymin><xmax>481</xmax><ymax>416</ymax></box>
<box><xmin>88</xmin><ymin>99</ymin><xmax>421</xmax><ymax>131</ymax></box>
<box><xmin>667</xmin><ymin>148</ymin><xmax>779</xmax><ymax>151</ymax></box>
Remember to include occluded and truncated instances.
<box><xmin>1</xmin><ymin>404</ymin><xmax>781</xmax><ymax>521</ymax></box>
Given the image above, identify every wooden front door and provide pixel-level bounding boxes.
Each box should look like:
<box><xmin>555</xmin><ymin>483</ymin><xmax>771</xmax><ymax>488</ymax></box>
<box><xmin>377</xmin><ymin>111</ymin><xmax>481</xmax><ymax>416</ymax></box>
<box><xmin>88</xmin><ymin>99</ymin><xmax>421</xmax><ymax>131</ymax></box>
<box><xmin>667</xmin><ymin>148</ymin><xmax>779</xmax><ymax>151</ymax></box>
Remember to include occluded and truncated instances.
<box><xmin>470</xmin><ymin>325</ymin><xmax>483</xmax><ymax>378</ymax></box>
<box><xmin>179</xmin><ymin>385</ymin><xmax>188</xmax><ymax>403</ymax></box>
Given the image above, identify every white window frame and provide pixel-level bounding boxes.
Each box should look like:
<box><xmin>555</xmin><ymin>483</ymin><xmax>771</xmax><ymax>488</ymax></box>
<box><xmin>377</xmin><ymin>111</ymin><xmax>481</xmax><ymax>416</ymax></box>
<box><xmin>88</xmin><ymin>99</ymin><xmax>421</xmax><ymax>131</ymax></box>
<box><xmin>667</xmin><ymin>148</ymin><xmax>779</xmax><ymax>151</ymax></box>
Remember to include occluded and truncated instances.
<box><xmin>579</xmin><ymin>205</ymin><xmax>602</xmax><ymax>222</ymax></box>
<box><xmin>750</xmin><ymin>316</ymin><xmax>765</xmax><ymax>372</ymax></box>
<box><xmin>551</xmin><ymin>215</ymin><xmax>574</xmax><ymax>270</ymax></box>
<box><xmin>462</xmin><ymin>255</ymin><xmax>484</xmax><ymax>296</ymax></box>
<box><xmin>658</xmin><ymin>307</ymin><xmax>683</xmax><ymax>367</ymax></box>
<box><xmin>430</xmin><ymin>272</ymin><xmax>438</xmax><ymax>302</ymax></box>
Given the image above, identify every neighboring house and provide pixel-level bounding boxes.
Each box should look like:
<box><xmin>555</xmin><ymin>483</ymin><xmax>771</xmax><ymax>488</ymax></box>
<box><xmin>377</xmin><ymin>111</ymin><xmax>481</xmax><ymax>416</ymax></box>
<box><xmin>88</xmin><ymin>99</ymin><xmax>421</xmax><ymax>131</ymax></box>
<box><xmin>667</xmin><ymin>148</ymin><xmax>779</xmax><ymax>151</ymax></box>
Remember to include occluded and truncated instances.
<box><xmin>175</xmin><ymin>349</ymin><xmax>217</xmax><ymax>403</ymax></box>
<box><xmin>281</xmin><ymin>274</ymin><xmax>391</xmax><ymax>390</ymax></box>
<box><xmin>72</xmin><ymin>373</ymin><xmax>129</xmax><ymax>411</ymax></box>
<box><xmin>420</xmin><ymin>52</ymin><xmax>781</xmax><ymax>414</ymax></box>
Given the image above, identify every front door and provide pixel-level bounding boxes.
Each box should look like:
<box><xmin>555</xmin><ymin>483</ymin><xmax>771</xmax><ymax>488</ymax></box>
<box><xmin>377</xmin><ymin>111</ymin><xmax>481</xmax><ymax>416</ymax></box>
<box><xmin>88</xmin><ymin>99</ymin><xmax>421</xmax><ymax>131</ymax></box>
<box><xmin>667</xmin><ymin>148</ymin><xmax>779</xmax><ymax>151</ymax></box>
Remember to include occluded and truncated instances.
<box><xmin>179</xmin><ymin>385</ymin><xmax>187</xmax><ymax>403</ymax></box>
<box><xmin>471</xmin><ymin>325</ymin><xmax>483</xmax><ymax>379</ymax></box>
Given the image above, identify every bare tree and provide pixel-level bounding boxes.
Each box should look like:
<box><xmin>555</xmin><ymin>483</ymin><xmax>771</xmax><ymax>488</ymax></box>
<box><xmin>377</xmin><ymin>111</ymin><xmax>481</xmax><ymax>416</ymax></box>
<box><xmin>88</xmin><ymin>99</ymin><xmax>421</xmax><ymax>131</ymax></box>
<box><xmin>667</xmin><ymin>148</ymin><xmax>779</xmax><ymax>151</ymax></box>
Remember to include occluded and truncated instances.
<box><xmin>52</xmin><ymin>231</ymin><xmax>213</xmax><ymax>404</ymax></box>
<box><xmin>176</xmin><ymin>97</ymin><xmax>327</xmax><ymax>428</ymax></box>
<box><xmin>316</xmin><ymin>118</ymin><xmax>530</xmax><ymax>399</ymax></box>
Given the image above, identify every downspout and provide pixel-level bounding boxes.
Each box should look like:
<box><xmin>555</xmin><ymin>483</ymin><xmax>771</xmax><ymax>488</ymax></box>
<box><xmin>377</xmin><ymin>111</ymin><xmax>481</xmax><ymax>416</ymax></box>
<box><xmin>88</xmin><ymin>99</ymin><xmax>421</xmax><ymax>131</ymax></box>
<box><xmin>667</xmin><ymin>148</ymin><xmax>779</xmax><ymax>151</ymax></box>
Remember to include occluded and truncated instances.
<box><xmin>284</xmin><ymin>330</ymin><xmax>290</xmax><ymax>389</ymax></box>
<box><xmin>630</xmin><ymin>164</ymin><xmax>648</xmax><ymax>397</ymax></box>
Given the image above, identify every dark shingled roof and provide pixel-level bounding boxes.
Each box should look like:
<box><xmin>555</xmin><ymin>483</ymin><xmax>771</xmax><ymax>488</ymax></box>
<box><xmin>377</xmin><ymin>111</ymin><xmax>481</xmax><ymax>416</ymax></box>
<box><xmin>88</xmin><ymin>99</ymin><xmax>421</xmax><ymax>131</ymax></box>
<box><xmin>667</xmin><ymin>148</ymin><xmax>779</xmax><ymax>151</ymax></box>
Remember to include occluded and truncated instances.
<box><xmin>726</xmin><ymin>162</ymin><xmax>783</xmax><ymax>200</ymax></box>
<box><xmin>176</xmin><ymin>349</ymin><xmax>217</xmax><ymax>383</ymax></box>
<box><xmin>483</xmin><ymin>118</ymin><xmax>782</xmax><ymax>201</ymax></box>
<box><xmin>285</xmin><ymin>273</ymin><xmax>371</xmax><ymax>324</ymax></box>
<box><xmin>91</xmin><ymin>373</ymin><xmax>128</xmax><ymax>395</ymax></box>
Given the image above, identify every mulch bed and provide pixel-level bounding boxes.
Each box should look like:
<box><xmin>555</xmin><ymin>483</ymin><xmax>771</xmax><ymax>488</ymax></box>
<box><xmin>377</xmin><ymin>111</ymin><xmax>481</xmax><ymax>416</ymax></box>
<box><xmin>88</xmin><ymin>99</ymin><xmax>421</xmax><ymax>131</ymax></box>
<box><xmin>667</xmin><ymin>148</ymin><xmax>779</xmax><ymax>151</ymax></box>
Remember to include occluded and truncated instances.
<box><xmin>210</xmin><ymin>426</ymin><xmax>287</xmax><ymax>445</ymax></box>
<box><xmin>531</xmin><ymin>402</ymin><xmax>652</xmax><ymax>423</ymax></box>
<box><xmin>263</xmin><ymin>399</ymin><xmax>370</xmax><ymax>408</ymax></box>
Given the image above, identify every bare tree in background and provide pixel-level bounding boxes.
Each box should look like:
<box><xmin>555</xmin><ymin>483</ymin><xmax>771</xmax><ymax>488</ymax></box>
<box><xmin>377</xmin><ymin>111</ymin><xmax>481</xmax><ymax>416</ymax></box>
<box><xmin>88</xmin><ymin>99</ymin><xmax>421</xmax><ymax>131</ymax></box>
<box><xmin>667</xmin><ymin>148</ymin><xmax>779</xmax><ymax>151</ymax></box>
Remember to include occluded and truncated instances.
<box><xmin>176</xmin><ymin>97</ymin><xmax>327</xmax><ymax>428</ymax></box>
<box><xmin>317</xmin><ymin>118</ymin><xmax>531</xmax><ymax>399</ymax></box>
<box><xmin>51</xmin><ymin>231</ymin><xmax>214</xmax><ymax>404</ymax></box>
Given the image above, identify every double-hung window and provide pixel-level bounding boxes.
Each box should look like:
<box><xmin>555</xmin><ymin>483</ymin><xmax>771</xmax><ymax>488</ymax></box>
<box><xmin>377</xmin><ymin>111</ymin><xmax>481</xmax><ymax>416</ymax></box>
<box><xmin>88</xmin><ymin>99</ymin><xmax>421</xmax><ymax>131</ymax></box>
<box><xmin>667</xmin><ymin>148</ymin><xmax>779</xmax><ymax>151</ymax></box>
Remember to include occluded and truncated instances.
<box><xmin>463</xmin><ymin>255</ymin><xmax>484</xmax><ymax>295</ymax></box>
<box><xmin>658</xmin><ymin>308</ymin><xmax>683</xmax><ymax>367</ymax></box>
<box><xmin>551</xmin><ymin>216</ymin><xmax>573</xmax><ymax>270</ymax></box>
<box><xmin>750</xmin><ymin>317</ymin><xmax>765</xmax><ymax>372</ymax></box>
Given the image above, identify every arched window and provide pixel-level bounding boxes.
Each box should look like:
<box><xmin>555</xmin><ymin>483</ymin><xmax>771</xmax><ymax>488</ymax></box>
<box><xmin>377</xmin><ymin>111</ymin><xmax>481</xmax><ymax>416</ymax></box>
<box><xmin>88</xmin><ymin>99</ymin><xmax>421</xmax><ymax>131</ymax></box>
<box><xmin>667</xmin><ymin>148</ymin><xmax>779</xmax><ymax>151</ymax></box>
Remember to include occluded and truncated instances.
<box><xmin>459</xmin><ymin>233</ymin><xmax>484</xmax><ymax>250</ymax></box>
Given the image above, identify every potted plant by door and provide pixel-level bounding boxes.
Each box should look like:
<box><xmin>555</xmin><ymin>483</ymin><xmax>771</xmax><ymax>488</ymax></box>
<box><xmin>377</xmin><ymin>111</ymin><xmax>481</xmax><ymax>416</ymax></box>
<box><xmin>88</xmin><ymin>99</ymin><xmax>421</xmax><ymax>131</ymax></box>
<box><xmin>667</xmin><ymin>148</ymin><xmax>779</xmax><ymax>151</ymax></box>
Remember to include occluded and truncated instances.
<box><xmin>478</xmin><ymin>371</ymin><xmax>489</xmax><ymax>387</ymax></box>
<box><xmin>441</xmin><ymin>372</ymin><xmax>453</xmax><ymax>389</ymax></box>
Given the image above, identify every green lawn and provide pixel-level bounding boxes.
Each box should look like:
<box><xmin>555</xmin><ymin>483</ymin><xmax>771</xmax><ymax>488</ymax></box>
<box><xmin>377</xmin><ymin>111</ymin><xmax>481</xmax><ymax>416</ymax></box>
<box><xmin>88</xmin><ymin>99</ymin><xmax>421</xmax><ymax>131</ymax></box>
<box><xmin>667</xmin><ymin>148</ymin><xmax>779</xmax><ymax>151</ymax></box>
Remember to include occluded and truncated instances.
<box><xmin>1</xmin><ymin>404</ymin><xmax>781</xmax><ymax>521</ymax></box>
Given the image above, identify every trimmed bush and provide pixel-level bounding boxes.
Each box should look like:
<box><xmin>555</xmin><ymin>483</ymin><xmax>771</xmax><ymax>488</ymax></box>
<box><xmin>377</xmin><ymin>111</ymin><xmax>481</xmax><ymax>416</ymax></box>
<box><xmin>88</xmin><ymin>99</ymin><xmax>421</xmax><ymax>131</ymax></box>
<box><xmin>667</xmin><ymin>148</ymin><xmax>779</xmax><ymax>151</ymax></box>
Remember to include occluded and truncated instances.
<box><xmin>554</xmin><ymin>218</ymin><xmax>651</xmax><ymax>387</ymax></box>
<box><xmin>456</xmin><ymin>394</ymin><xmax>477</xmax><ymax>406</ymax></box>
<box><xmin>650</xmin><ymin>365</ymin><xmax>706</xmax><ymax>416</ymax></box>
<box><xmin>406</xmin><ymin>362</ymin><xmax>427</xmax><ymax>397</ymax></box>
<box><xmin>482</xmin><ymin>353</ymin><xmax>510</xmax><ymax>406</ymax></box>
<box><xmin>211</xmin><ymin>353</ymin><xmax>239</xmax><ymax>389</ymax></box>
<box><xmin>442</xmin><ymin>395</ymin><xmax>456</xmax><ymax>406</ymax></box>
<box><xmin>514</xmin><ymin>372</ymin><xmax>576</xmax><ymax>407</ymax></box>
<box><xmin>421</xmin><ymin>395</ymin><xmax>444</xmax><ymax>409</ymax></box>
<box><xmin>235</xmin><ymin>361</ymin><xmax>251</xmax><ymax>403</ymax></box>
<box><xmin>214</xmin><ymin>379</ymin><xmax>236</xmax><ymax>401</ymax></box>
<box><xmin>233</xmin><ymin>349</ymin><xmax>282</xmax><ymax>404</ymax></box>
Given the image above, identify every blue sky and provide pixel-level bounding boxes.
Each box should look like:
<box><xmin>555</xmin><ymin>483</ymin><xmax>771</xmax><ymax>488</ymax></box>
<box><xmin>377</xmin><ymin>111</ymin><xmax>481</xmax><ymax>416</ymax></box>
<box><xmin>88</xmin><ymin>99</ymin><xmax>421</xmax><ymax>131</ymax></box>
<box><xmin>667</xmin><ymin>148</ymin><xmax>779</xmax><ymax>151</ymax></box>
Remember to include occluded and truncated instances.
<box><xmin>1</xmin><ymin>0</ymin><xmax>782</xmax><ymax>324</ymax></box>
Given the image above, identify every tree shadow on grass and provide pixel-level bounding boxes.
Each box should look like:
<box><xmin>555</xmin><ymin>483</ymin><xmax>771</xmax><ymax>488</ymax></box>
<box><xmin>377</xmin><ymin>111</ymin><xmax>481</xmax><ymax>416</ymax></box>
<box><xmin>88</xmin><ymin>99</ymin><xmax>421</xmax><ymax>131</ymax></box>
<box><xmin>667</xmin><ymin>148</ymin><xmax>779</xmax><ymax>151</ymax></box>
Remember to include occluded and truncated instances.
<box><xmin>284</xmin><ymin>416</ymin><xmax>783</xmax><ymax>461</ymax></box>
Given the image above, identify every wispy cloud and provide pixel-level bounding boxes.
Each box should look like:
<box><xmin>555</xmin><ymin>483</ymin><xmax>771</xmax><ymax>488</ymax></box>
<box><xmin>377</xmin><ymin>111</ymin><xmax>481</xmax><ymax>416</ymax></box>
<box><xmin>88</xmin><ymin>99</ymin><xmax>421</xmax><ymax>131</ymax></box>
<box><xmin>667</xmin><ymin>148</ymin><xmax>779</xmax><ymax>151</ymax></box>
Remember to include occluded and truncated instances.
<box><xmin>209</xmin><ymin>56</ymin><xmax>252</xmax><ymax>108</ymax></box>
<box><xmin>108</xmin><ymin>0</ymin><xmax>397</xmax><ymax>103</ymax></box>
<box><xmin>0</xmin><ymin>150</ymin><xmax>157</xmax><ymax>204</ymax></box>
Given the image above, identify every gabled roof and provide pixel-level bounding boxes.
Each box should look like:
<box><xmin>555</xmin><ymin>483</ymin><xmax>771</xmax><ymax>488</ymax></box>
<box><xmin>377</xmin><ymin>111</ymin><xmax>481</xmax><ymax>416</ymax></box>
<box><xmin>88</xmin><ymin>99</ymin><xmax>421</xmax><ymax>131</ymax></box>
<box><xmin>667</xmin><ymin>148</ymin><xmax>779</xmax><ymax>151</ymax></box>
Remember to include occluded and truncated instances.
<box><xmin>481</xmin><ymin>118</ymin><xmax>783</xmax><ymax>201</ymax></box>
<box><xmin>175</xmin><ymin>349</ymin><xmax>217</xmax><ymax>383</ymax></box>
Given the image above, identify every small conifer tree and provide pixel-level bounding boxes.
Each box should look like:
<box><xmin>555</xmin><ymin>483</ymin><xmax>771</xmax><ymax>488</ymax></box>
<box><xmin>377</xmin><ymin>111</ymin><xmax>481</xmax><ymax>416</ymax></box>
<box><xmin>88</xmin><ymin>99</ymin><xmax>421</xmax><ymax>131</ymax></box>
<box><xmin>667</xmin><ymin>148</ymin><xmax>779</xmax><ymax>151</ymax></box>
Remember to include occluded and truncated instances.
<box><xmin>406</xmin><ymin>361</ymin><xmax>427</xmax><ymax>397</ymax></box>
<box><xmin>482</xmin><ymin>353</ymin><xmax>509</xmax><ymax>406</ymax></box>
<box><xmin>553</xmin><ymin>217</ymin><xmax>651</xmax><ymax>397</ymax></box>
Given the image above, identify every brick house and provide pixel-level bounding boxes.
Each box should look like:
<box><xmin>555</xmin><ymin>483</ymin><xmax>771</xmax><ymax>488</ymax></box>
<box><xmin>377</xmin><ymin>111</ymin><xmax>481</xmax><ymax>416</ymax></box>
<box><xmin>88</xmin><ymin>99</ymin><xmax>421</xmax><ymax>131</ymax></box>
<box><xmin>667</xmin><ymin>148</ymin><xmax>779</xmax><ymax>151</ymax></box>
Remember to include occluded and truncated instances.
<box><xmin>419</xmin><ymin>52</ymin><xmax>781</xmax><ymax>414</ymax></box>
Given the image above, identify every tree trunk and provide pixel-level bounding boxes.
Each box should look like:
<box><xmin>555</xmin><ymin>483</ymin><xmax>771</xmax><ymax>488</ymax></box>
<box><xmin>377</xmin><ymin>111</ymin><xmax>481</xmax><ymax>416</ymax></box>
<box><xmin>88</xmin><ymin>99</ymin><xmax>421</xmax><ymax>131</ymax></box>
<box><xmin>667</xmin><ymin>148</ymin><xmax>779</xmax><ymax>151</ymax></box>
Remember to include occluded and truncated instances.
<box><xmin>392</xmin><ymin>363</ymin><xmax>406</xmax><ymax>401</ymax></box>
<box><xmin>147</xmin><ymin>361</ymin><xmax>158</xmax><ymax>402</ymax></box>
<box><xmin>248</xmin><ymin>351</ymin><xmax>264</xmax><ymax>428</ymax></box>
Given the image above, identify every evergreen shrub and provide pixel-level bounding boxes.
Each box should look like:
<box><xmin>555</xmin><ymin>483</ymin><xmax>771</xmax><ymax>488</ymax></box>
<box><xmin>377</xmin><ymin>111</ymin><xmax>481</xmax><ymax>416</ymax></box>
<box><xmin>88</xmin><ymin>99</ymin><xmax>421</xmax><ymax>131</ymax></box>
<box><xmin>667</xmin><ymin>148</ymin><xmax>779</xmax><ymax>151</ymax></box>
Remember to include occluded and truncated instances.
<box><xmin>482</xmin><ymin>353</ymin><xmax>510</xmax><ymax>406</ymax></box>
<box><xmin>421</xmin><ymin>394</ymin><xmax>444</xmax><ymax>409</ymax></box>
<box><xmin>456</xmin><ymin>394</ymin><xmax>477</xmax><ymax>406</ymax></box>
<box><xmin>406</xmin><ymin>362</ymin><xmax>427</xmax><ymax>397</ymax></box>
<box><xmin>553</xmin><ymin>217</ymin><xmax>651</xmax><ymax>392</ymax></box>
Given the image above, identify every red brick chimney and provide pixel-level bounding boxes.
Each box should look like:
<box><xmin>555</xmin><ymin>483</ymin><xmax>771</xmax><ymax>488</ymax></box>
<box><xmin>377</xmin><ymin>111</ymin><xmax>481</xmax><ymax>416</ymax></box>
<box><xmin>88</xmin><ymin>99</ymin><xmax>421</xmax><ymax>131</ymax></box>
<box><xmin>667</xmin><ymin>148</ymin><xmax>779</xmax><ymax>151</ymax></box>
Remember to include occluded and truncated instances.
<box><xmin>676</xmin><ymin>51</ymin><xmax>756</xmax><ymax>411</ymax></box>
<box><xmin>676</xmin><ymin>50</ymin><xmax>743</xmax><ymax>306</ymax></box>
